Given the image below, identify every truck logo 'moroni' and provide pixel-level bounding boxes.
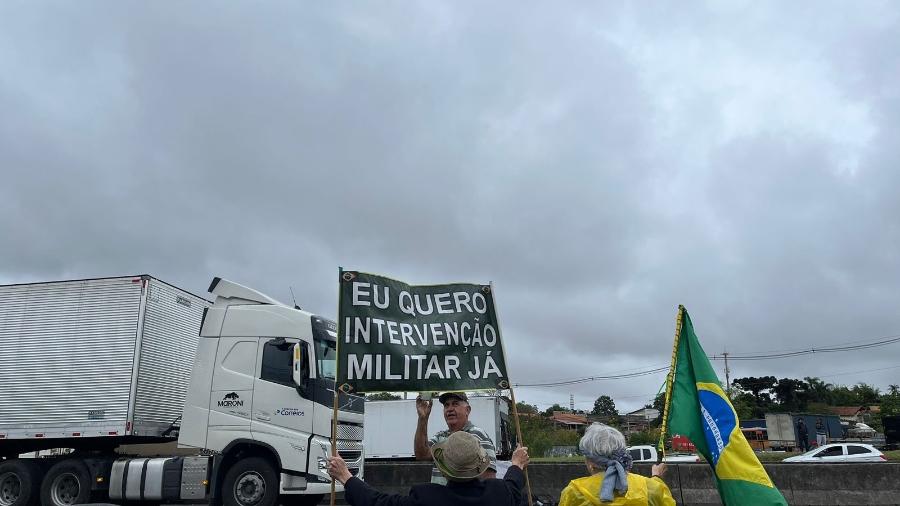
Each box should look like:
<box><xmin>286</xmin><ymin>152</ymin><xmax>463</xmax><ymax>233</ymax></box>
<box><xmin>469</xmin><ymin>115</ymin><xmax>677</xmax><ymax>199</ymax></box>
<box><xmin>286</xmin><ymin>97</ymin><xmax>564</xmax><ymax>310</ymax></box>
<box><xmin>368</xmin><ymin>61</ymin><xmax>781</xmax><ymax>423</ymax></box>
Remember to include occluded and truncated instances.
<box><xmin>218</xmin><ymin>392</ymin><xmax>244</xmax><ymax>407</ymax></box>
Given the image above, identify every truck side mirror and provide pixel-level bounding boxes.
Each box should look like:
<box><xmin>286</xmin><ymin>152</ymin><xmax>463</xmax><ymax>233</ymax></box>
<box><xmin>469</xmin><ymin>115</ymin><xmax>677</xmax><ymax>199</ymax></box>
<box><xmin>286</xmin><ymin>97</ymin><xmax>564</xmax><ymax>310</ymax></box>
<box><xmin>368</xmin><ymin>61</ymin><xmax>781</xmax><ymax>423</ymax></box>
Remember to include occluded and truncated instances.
<box><xmin>293</xmin><ymin>342</ymin><xmax>310</xmax><ymax>397</ymax></box>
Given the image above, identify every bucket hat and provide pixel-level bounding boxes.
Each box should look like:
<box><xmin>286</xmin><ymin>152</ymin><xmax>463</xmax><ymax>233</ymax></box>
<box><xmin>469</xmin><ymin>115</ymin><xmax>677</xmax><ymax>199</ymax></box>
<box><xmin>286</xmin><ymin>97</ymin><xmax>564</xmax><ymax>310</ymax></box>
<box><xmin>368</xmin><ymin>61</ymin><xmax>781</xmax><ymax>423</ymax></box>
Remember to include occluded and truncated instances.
<box><xmin>432</xmin><ymin>431</ymin><xmax>490</xmax><ymax>481</ymax></box>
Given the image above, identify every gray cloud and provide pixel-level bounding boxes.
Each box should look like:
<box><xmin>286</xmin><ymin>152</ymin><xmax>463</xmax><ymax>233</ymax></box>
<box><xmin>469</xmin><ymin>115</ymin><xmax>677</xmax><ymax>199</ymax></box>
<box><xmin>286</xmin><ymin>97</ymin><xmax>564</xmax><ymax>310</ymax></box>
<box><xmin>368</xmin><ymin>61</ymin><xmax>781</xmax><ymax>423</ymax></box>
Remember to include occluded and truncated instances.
<box><xmin>2</xmin><ymin>1</ymin><xmax>899</xmax><ymax>412</ymax></box>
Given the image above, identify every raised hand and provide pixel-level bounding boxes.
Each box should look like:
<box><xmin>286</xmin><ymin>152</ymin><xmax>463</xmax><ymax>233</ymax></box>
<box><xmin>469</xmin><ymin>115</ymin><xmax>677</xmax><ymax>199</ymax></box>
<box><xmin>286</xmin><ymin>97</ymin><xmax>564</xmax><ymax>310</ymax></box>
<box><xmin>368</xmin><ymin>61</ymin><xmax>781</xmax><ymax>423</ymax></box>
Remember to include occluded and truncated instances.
<box><xmin>652</xmin><ymin>462</ymin><xmax>668</xmax><ymax>478</ymax></box>
<box><xmin>511</xmin><ymin>445</ymin><xmax>530</xmax><ymax>469</ymax></box>
<box><xmin>416</xmin><ymin>396</ymin><xmax>433</xmax><ymax>419</ymax></box>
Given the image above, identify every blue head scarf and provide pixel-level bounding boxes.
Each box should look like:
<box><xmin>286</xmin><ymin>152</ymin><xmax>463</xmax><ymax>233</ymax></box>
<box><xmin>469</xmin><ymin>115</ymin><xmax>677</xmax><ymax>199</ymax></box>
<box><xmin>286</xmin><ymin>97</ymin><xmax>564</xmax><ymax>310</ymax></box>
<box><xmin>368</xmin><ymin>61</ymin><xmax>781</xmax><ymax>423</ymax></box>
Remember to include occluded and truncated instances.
<box><xmin>583</xmin><ymin>447</ymin><xmax>633</xmax><ymax>502</ymax></box>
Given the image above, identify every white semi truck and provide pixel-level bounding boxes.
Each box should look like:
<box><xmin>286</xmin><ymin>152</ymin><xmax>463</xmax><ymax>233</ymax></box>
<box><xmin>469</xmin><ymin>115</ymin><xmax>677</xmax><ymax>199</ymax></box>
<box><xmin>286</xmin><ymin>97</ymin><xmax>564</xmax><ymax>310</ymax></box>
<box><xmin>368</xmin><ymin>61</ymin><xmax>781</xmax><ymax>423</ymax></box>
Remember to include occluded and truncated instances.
<box><xmin>0</xmin><ymin>275</ymin><xmax>363</xmax><ymax>506</ymax></box>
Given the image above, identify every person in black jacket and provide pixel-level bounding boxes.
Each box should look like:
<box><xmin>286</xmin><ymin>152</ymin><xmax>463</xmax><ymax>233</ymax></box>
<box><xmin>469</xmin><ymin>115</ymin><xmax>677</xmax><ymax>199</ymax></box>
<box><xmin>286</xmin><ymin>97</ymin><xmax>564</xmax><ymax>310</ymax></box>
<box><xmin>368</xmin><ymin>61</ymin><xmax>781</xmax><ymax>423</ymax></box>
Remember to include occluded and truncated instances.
<box><xmin>797</xmin><ymin>418</ymin><xmax>810</xmax><ymax>452</ymax></box>
<box><xmin>327</xmin><ymin>431</ymin><xmax>529</xmax><ymax>506</ymax></box>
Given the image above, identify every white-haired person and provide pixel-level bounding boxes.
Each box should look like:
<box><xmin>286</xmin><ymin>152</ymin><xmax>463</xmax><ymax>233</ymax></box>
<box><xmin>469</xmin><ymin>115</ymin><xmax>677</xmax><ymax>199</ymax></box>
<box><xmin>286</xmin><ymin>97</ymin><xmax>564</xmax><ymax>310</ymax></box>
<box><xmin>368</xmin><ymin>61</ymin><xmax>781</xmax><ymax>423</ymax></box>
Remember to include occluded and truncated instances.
<box><xmin>559</xmin><ymin>423</ymin><xmax>675</xmax><ymax>506</ymax></box>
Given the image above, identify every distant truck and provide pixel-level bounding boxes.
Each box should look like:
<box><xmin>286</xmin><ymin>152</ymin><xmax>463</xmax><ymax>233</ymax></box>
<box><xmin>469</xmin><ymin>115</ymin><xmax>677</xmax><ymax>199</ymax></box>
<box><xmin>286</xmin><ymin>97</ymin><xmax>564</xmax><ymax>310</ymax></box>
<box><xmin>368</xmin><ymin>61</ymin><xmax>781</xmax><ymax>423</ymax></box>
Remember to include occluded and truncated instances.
<box><xmin>765</xmin><ymin>413</ymin><xmax>842</xmax><ymax>451</ymax></box>
<box><xmin>883</xmin><ymin>416</ymin><xmax>900</xmax><ymax>450</ymax></box>
<box><xmin>363</xmin><ymin>396</ymin><xmax>515</xmax><ymax>459</ymax></box>
<box><xmin>0</xmin><ymin>275</ymin><xmax>363</xmax><ymax>506</ymax></box>
<box><xmin>670</xmin><ymin>434</ymin><xmax>696</xmax><ymax>452</ymax></box>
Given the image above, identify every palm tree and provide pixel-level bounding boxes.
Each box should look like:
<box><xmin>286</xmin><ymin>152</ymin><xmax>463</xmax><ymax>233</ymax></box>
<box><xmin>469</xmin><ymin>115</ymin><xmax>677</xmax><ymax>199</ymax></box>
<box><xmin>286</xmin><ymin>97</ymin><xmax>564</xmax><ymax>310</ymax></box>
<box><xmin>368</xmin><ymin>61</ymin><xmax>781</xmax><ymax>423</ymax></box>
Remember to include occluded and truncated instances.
<box><xmin>804</xmin><ymin>376</ymin><xmax>833</xmax><ymax>404</ymax></box>
<box><xmin>889</xmin><ymin>384</ymin><xmax>899</xmax><ymax>397</ymax></box>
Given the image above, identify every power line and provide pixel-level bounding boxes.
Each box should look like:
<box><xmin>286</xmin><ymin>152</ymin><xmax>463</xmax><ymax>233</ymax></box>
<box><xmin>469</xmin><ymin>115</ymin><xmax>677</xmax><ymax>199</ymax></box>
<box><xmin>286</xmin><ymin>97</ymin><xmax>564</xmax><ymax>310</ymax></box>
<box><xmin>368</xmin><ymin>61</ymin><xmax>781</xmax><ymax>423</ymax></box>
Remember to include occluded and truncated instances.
<box><xmin>513</xmin><ymin>366</ymin><xmax>669</xmax><ymax>387</ymax></box>
<box><xmin>514</xmin><ymin>362</ymin><xmax>671</xmax><ymax>387</ymax></box>
<box><xmin>818</xmin><ymin>363</ymin><xmax>900</xmax><ymax>380</ymax></box>
<box><xmin>513</xmin><ymin>332</ymin><xmax>900</xmax><ymax>389</ymax></box>
<box><xmin>708</xmin><ymin>334</ymin><xmax>900</xmax><ymax>361</ymax></box>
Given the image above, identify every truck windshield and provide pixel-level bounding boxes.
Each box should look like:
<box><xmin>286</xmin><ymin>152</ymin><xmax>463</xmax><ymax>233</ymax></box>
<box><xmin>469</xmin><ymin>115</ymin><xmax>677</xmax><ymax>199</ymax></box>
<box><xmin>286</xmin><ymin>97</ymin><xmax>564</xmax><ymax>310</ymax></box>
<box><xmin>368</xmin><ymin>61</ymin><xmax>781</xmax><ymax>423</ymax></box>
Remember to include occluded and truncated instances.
<box><xmin>311</xmin><ymin>316</ymin><xmax>337</xmax><ymax>380</ymax></box>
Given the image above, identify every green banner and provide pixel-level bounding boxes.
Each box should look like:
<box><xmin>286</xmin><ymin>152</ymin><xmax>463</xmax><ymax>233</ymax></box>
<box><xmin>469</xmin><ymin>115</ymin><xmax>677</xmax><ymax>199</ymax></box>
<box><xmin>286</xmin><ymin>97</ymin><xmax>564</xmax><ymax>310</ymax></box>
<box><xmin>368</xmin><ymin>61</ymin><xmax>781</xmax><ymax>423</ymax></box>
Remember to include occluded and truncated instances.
<box><xmin>336</xmin><ymin>270</ymin><xmax>509</xmax><ymax>393</ymax></box>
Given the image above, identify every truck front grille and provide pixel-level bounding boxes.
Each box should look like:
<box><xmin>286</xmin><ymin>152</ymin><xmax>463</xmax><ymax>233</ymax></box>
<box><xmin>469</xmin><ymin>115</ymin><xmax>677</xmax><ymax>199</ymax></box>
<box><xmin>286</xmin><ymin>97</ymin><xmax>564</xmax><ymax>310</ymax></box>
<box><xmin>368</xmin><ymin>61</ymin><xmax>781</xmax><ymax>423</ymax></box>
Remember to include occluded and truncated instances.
<box><xmin>336</xmin><ymin>423</ymin><xmax>363</xmax><ymax>441</ymax></box>
<box><xmin>336</xmin><ymin>440</ymin><xmax>363</xmax><ymax>469</ymax></box>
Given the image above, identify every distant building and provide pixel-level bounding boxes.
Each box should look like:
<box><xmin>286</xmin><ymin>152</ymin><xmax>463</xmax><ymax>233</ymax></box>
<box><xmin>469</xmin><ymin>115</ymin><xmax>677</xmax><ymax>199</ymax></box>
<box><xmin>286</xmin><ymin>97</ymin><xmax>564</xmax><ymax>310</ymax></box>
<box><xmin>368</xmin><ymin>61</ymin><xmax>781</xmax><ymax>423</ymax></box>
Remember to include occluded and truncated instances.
<box><xmin>831</xmin><ymin>406</ymin><xmax>880</xmax><ymax>424</ymax></box>
<box><xmin>620</xmin><ymin>407</ymin><xmax>661</xmax><ymax>435</ymax></box>
<box><xmin>627</xmin><ymin>408</ymin><xmax>660</xmax><ymax>421</ymax></box>
<box><xmin>550</xmin><ymin>411</ymin><xmax>588</xmax><ymax>430</ymax></box>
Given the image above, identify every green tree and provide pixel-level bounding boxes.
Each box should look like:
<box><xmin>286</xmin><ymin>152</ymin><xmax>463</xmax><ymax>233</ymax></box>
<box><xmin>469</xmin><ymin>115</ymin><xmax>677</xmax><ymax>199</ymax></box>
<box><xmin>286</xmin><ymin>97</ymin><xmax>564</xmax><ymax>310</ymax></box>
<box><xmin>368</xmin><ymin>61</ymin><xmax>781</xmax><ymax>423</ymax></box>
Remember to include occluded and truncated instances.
<box><xmin>519</xmin><ymin>415</ymin><xmax>581</xmax><ymax>457</ymax></box>
<box><xmin>773</xmin><ymin>378</ymin><xmax>809</xmax><ymax>412</ymax></box>
<box><xmin>365</xmin><ymin>392</ymin><xmax>402</xmax><ymax>401</ymax></box>
<box><xmin>647</xmin><ymin>392</ymin><xmax>666</xmax><ymax>426</ymax></box>
<box><xmin>829</xmin><ymin>385</ymin><xmax>858</xmax><ymax>406</ymax></box>
<box><xmin>730</xmin><ymin>393</ymin><xmax>757</xmax><ymax>420</ymax></box>
<box><xmin>804</xmin><ymin>377</ymin><xmax>833</xmax><ymax>404</ymax></box>
<box><xmin>628</xmin><ymin>428</ymin><xmax>660</xmax><ymax>446</ymax></box>
<box><xmin>732</xmin><ymin>376</ymin><xmax>777</xmax><ymax>415</ymax></box>
<box><xmin>515</xmin><ymin>402</ymin><xmax>539</xmax><ymax>415</ymax></box>
<box><xmin>878</xmin><ymin>385</ymin><xmax>900</xmax><ymax>418</ymax></box>
<box><xmin>542</xmin><ymin>403</ymin><xmax>567</xmax><ymax>417</ymax></box>
<box><xmin>592</xmin><ymin>395</ymin><xmax>618</xmax><ymax>417</ymax></box>
<box><xmin>851</xmin><ymin>383</ymin><xmax>880</xmax><ymax>405</ymax></box>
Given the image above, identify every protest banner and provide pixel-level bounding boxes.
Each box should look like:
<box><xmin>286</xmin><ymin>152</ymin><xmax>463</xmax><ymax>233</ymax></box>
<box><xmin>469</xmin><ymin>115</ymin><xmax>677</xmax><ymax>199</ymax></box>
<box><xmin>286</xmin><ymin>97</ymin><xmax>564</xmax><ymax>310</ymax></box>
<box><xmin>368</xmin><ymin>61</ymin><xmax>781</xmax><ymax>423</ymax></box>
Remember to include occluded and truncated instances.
<box><xmin>335</xmin><ymin>270</ymin><xmax>509</xmax><ymax>393</ymax></box>
<box><xmin>330</xmin><ymin>269</ymin><xmax>530</xmax><ymax>506</ymax></box>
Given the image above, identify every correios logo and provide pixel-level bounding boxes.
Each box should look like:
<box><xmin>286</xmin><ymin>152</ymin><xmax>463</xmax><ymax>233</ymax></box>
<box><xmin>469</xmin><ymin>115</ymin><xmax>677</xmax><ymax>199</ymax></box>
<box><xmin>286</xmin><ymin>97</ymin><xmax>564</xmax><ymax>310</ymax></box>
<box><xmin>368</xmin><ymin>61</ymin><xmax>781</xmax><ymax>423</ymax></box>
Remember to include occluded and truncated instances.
<box><xmin>218</xmin><ymin>392</ymin><xmax>244</xmax><ymax>407</ymax></box>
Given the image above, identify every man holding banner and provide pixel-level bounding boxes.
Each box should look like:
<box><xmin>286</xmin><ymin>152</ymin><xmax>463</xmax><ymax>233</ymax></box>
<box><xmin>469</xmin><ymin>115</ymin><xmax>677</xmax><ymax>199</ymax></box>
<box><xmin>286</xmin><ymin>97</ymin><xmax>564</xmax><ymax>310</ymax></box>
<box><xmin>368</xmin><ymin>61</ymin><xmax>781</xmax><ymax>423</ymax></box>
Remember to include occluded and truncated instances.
<box><xmin>414</xmin><ymin>391</ymin><xmax>498</xmax><ymax>483</ymax></box>
<box><xmin>335</xmin><ymin>270</ymin><xmax>533</xmax><ymax>505</ymax></box>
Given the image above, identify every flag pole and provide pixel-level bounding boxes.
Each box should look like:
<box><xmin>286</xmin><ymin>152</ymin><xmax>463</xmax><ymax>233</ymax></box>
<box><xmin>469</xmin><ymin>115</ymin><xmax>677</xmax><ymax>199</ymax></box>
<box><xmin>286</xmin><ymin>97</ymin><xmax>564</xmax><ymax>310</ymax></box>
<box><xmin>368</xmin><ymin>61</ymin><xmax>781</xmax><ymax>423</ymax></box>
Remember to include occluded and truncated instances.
<box><xmin>330</xmin><ymin>268</ymin><xmax>344</xmax><ymax>506</ymax></box>
<box><xmin>658</xmin><ymin>304</ymin><xmax>685</xmax><ymax>462</ymax></box>
<box><xmin>490</xmin><ymin>282</ymin><xmax>533</xmax><ymax>506</ymax></box>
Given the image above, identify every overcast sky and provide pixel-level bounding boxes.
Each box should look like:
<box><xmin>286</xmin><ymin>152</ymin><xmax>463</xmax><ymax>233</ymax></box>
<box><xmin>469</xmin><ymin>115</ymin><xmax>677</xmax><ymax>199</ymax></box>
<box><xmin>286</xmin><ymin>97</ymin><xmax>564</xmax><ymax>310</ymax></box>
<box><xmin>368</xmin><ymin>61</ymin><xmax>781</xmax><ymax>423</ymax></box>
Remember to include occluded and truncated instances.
<box><xmin>2</xmin><ymin>1</ymin><xmax>899</xmax><ymax>412</ymax></box>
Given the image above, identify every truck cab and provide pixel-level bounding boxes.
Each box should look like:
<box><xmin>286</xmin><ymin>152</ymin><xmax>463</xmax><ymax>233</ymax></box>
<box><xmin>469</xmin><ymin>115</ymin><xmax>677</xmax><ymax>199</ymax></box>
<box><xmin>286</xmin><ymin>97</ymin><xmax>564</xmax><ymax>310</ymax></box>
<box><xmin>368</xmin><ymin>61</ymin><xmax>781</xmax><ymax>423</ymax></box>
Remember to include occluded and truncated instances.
<box><xmin>177</xmin><ymin>277</ymin><xmax>364</xmax><ymax>504</ymax></box>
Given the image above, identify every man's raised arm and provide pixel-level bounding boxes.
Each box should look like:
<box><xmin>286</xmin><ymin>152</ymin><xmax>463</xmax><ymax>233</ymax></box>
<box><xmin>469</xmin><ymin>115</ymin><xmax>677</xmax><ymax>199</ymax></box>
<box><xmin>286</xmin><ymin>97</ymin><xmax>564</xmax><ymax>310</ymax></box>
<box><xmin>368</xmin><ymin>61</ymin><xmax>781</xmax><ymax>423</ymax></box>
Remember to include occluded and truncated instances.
<box><xmin>413</xmin><ymin>397</ymin><xmax>433</xmax><ymax>460</ymax></box>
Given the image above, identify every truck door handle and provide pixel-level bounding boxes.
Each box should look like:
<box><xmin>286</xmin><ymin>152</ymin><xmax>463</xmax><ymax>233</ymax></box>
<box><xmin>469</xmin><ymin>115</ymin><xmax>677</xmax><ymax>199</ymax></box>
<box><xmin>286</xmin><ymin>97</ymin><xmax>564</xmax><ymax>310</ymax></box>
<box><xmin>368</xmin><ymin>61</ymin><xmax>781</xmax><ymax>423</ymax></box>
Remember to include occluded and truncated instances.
<box><xmin>256</xmin><ymin>415</ymin><xmax>271</xmax><ymax>421</ymax></box>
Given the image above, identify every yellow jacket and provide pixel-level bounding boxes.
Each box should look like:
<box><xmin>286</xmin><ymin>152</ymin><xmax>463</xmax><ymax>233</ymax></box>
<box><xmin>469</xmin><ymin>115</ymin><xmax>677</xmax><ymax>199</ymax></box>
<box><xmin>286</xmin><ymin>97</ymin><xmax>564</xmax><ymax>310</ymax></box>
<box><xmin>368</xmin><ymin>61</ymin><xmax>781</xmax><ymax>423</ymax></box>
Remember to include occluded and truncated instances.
<box><xmin>558</xmin><ymin>472</ymin><xmax>676</xmax><ymax>506</ymax></box>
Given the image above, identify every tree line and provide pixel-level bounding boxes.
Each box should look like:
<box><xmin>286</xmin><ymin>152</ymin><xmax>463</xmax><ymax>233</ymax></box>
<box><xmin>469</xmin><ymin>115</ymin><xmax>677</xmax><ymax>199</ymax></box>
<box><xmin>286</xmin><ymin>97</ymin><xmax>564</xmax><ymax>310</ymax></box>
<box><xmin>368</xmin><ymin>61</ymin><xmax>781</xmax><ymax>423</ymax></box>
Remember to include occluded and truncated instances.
<box><xmin>730</xmin><ymin>376</ymin><xmax>900</xmax><ymax>419</ymax></box>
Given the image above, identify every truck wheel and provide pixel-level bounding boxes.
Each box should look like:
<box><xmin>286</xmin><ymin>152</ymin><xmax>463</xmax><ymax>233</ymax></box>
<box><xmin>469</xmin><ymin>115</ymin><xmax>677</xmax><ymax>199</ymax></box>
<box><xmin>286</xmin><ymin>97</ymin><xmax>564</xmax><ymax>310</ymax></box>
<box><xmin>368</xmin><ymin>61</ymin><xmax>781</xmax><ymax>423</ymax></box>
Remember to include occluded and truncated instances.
<box><xmin>40</xmin><ymin>461</ymin><xmax>92</xmax><ymax>506</ymax></box>
<box><xmin>281</xmin><ymin>494</ymin><xmax>323</xmax><ymax>506</ymax></box>
<box><xmin>0</xmin><ymin>460</ymin><xmax>41</xmax><ymax>506</ymax></box>
<box><xmin>222</xmin><ymin>457</ymin><xmax>279</xmax><ymax>506</ymax></box>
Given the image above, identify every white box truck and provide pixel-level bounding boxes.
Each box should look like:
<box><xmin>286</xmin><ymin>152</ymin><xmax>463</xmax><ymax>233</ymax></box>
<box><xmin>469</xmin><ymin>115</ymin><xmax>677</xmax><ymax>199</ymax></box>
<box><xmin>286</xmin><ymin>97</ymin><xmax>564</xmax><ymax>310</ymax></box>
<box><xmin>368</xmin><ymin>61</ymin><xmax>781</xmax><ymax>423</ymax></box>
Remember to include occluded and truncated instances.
<box><xmin>0</xmin><ymin>275</ymin><xmax>363</xmax><ymax>506</ymax></box>
<box><xmin>363</xmin><ymin>396</ymin><xmax>514</xmax><ymax>460</ymax></box>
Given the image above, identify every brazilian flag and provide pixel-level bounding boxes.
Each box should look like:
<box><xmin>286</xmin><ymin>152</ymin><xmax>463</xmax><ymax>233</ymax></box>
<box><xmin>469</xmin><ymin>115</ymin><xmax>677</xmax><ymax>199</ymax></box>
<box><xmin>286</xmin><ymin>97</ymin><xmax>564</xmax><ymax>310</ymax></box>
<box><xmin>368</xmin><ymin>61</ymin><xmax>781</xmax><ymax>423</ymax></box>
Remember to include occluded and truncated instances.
<box><xmin>661</xmin><ymin>306</ymin><xmax>787</xmax><ymax>505</ymax></box>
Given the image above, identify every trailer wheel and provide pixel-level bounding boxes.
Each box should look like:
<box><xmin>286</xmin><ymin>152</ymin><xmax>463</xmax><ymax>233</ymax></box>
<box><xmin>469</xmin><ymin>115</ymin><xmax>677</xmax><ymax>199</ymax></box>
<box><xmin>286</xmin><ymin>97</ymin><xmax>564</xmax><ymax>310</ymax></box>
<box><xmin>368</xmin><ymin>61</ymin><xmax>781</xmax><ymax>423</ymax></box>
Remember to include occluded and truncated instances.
<box><xmin>222</xmin><ymin>457</ymin><xmax>279</xmax><ymax>506</ymax></box>
<box><xmin>0</xmin><ymin>460</ymin><xmax>41</xmax><ymax>506</ymax></box>
<box><xmin>40</xmin><ymin>461</ymin><xmax>92</xmax><ymax>506</ymax></box>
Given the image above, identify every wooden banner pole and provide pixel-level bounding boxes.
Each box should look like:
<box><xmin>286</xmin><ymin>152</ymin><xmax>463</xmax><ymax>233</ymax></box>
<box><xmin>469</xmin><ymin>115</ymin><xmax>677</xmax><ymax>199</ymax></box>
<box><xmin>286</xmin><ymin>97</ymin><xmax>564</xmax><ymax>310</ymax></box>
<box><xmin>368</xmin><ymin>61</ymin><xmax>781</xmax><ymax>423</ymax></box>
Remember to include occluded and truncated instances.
<box><xmin>331</xmin><ymin>268</ymin><xmax>344</xmax><ymax>506</ymax></box>
<box><xmin>489</xmin><ymin>281</ymin><xmax>533</xmax><ymax>506</ymax></box>
<box><xmin>508</xmin><ymin>385</ymin><xmax>534</xmax><ymax>506</ymax></box>
<box><xmin>329</xmin><ymin>387</ymin><xmax>339</xmax><ymax>506</ymax></box>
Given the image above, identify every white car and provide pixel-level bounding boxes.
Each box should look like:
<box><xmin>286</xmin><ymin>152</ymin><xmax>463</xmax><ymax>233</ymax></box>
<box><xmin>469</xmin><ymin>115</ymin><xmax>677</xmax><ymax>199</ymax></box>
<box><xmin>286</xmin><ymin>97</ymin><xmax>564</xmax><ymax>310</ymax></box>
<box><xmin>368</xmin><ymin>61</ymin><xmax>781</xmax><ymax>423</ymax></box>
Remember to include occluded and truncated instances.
<box><xmin>628</xmin><ymin>445</ymin><xmax>701</xmax><ymax>463</ymax></box>
<box><xmin>783</xmin><ymin>443</ymin><xmax>886</xmax><ymax>463</ymax></box>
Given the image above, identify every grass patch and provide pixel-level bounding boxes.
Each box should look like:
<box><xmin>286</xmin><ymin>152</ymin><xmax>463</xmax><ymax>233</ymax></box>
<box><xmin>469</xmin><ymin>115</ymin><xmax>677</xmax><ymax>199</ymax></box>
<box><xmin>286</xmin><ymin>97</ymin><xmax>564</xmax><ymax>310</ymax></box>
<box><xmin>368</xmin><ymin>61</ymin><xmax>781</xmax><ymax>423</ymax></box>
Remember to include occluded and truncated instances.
<box><xmin>532</xmin><ymin>456</ymin><xmax>584</xmax><ymax>463</ymax></box>
<box><xmin>533</xmin><ymin>449</ymin><xmax>900</xmax><ymax>463</ymax></box>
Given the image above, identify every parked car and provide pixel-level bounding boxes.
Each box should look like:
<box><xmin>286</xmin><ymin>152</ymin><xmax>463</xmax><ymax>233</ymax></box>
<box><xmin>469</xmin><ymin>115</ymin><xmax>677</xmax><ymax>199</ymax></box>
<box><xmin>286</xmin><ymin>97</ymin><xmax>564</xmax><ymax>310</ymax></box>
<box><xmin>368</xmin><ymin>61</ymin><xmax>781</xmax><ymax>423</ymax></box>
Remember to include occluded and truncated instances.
<box><xmin>783</xmin><ymin>443</ymin><xmax>887</xmax><ymax>463</ymax></box>
<box><xmin>628</xmin><ymin>445</ymin><xmax>701</xmax><ymax>463</ymax></box>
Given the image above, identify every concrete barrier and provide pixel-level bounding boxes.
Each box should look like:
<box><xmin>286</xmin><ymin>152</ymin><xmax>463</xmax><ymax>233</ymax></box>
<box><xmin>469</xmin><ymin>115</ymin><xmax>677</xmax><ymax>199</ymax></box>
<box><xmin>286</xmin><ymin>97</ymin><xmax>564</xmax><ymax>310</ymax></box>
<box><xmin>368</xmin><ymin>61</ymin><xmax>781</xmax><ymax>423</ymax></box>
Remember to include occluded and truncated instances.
<box><xmin>352</xmin><ymin>461</ymin><xmax>900</xmax><ymax>505</ymax></box>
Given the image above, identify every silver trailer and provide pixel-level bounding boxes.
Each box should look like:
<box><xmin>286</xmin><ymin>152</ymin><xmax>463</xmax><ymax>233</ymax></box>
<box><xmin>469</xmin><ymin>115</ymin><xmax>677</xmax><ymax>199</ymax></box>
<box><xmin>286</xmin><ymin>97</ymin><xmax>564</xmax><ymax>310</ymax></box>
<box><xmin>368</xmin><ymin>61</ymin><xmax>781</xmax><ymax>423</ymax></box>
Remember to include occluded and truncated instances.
<box><xmin>0</xmin><ymin>275</ymin><xmax>210</xmax><ymax>454</ymax></box>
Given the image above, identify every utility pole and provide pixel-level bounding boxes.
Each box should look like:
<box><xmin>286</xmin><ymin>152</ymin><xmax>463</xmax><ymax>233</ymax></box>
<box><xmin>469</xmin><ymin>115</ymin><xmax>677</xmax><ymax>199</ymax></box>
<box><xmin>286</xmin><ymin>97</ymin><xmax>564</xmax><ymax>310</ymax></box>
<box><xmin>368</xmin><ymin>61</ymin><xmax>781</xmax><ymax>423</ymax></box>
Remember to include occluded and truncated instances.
<box><xmin>723</xmin><ymin>352</ymin><xmax>731</xmax><ymax>398</ymax></box>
